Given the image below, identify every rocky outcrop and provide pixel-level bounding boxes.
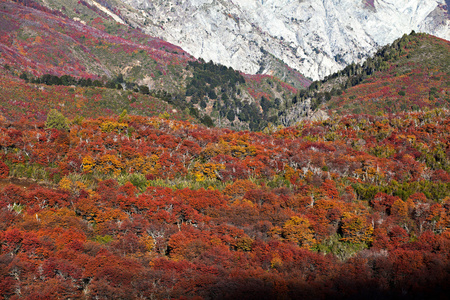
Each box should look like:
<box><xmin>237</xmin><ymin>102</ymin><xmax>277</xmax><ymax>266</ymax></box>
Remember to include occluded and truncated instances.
<box><xmin>118</xmin><ymin>0</ymin><xmax>449</xmax><ymax>80</ymax></box>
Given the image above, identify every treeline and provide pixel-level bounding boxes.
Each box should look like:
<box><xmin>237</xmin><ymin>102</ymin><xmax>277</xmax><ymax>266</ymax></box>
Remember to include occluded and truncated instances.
<box><xmin>186</xmin><ymin>60</ymin><xmax>245</xmax><ymax>101</ymax></box>
<box><xmin>186</xmin><ymin>60</ymin><xmax>250</xmax><ymax>128</ymax></box>
<box><xmin>323</xmin><ymin>31</ymin><xmax>416</xmax><ymax>86</ymax></box>
<box><xmin>16</xmin><ymin>61</ymin><xmax>294</xmax><ymax>132</ymax></box>
<box><xmin>19</xmin><ymin>72</ymin><xmax>214</xmax><ymax>127</ymax></box>
<box><xmin>21</xmin><ymin>73</ymin><xmax>142</xmax><ymax>91</ymax></box>
<box><xmin>19</xmin><ymin>65</ymin><xmax>268</xmax><ymax>130</ymax></box>
<box><xmin>212</xmin><ymin>95</ymin><xmax>280</xmax><ymax>131</ymax></box>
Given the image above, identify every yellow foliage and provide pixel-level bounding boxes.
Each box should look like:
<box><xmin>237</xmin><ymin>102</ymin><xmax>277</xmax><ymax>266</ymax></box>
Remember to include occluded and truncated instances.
<box><xmin>391</xmin><ymin>199</ymin><xmax>408</xmax><ymax>221</ymax></box>
<box><xmin>82</xmin><ymin>156</ymin><xmax>95</xmax><ymax>173</ymax></box>
<box><xmin>210</xmin><ymin>237</ymin><xmax>223</xmax><ymax>246</ymax></box>
<box><xmin>229</xmin><ymin>145</ymin><xmax>249</xmax><ymax>158</ymax></box>
<box><xmin>229</xmin><ymin>140</ymin><xmax>256</xmax><ymax>158</ymax></box>
<box><xmin>140</xmin><ymin>234</ymin><xmax>155</xmax><ymax>252</ymax></box>
<box><xmin>192</xmin><ymin>162</ymin><xmax>225</xmax><ymax>180</ymax></box>
<box><xmin>128</xmin><ymin>154</ymin><xmax>160</xmax><ymax>175</ymax></box>
<box><xmin>200</xmin><ymin>138</ymin><xmax>256</xmax><ymax>159</ymax></box>
<box><xmin>95</xmin><ymin>208</ymin><xmax>128</xmax><ymax>224</ymax></box>
<box><xmin>232</xmin><ymin>198</ymin><xmax>256</xmax><ymax>209</ymax></box>
<box><xmin>74</xmin><ymin>181</ymin><xmax>87</xmax><ymax>190</ymax></box>
<box><xmin>406</xmin><ymin>135</ymin><xmax>416</xmax><ymax>143</ymax></box>
<box><xmin>340</xmin><ymin>213</ymin><xmax>373</xmax><ymax>244</ymax></box>
<box><xmin>201</xmin><ymin>143</ymin><xmax>225</xmax><ymax>159</ymax></box>
<box><xmin>158</xmin><ymin>112</ymin><xmax>170</xmax><ymax>119</ymax></box>
<box><xmin>195</xmin><ymin>172</ymin><xmax>205</xmax><ymax>182</ymax></box>
<box><xmin>100</xmin><ymin>121</ymin><xmax>128</xmax><ymax>133</ymax></box>
<box><xmin>270</xmin><ymin>254</ymin><xmax>283</xmax><ymax>269</ymax></box>
<box><xmin>284</xmin><ymin>165</ymin><xmax>299</xmax><ymax>181</ymax></box>
<box><xmin>59</xmin><ymin>176</ymin><xmax>72</xmax><ymax>191</ymax></box>
<box><xmin>282</xmin><ymin>216</ymin><xmax>317</xmax><ymax>249</ymax></box>
<box><xmin>97</xmin><ymin>154</ymin><xmax>123</xmax><ymax>176</ymax></box>
<box><xmin>235</xmin><ymin>235</ymin><xmax>253</xmax><ymax>251</ymax></box>
<box><xmin>148</xmin><ymin>118</ymin><xmax>161</xmax><ymax>129</ymax></box>
<box><xmin>241</xmin><ymin>199</ymin><xmax>255</xmax><ymax>207</ymax></box>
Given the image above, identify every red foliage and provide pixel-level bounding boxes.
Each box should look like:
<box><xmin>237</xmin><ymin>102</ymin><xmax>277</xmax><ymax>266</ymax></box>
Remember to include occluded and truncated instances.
<box><xmin>0</xmin><ymin>107</ymin><xmax>449</xmax><ymax>298</ymax></box>
<box><xmin>0</xmin><ymin>160</ymin><xmax>9</xmax><ymax>179</ymax></box>
<box><xmin>370</xmin><ymin>193</ymin><xmax>401</xmax><ymax>215</ymax></box>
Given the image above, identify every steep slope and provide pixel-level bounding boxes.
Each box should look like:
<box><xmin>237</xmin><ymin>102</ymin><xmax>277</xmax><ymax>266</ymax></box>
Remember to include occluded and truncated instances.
<box><xmin>111</xmin><ymin>0</ymin><xmax>448</xmax><ymax>80</ymax></box>
<box><xmin>280</xmin><ymin>32</ymin><xmax>450</xmax><ymax>125</ymax></box>
<box><xmin>0</xmin><ymin>0</ymin><xmax>303</xmax><ymax>130</ymax></box>
<box><xmin>32</xmin><ymin>0</ymin><xmax>311</xmax><ymax>89</ymax></box>
<box><xmin>325</xmin><ymin>34</ymin><xmax>450</xmax><ymax>115</ymax></box>
<box><xmin>0</xmin><ymin>0</ymin><xmax>194</xmax><ymax>92</ymax></box>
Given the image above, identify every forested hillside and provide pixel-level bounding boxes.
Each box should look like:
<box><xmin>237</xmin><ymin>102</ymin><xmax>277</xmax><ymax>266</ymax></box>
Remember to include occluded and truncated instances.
<box><xmin>0</xmin><ymin>68</ymin><xmax>197</xmax><ymax>123</ymax></box>
<box><xmin>282</xmin><ymin>32</ymin><xmax>450</xmax><ymax>125</ymax></box>
<box><xmin>0</xmin><ymin>109</ymin><xmax>449</xmax><ymax>299</ymax></box>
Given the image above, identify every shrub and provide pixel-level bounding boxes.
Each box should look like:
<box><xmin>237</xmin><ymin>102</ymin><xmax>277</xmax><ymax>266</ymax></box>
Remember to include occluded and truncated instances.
<box><xmin>0</xmin><ymin>160</ymin><xmax>9</xmax><ymax>179</ymax></box>
<box><xmin>45</xmin><ymin>109</ymin><xmax>69</xmax><ymax>131</ymax></box>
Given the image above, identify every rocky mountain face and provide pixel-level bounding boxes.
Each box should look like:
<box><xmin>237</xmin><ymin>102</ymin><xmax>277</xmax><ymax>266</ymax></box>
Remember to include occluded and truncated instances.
<box><xmin>118</xmin><ymin>0</ymin><xmax>449</xmax><ymax>81</ymax></box>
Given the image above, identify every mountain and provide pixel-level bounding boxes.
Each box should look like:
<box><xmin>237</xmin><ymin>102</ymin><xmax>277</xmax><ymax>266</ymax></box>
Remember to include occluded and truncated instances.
<box><xmin>324</xmin><ymin>33</ymin><xmax>450</xmax><ymax>116</ymax></box>
<box><xmin>1</xmin><ymin>1</ymin><xmax>450</xmax><ymax>299</ymax></box>
<box><xmin>0</xmin><ymin>0</ymin><xmax>304</xmax><ymax>130</ymax></box>
<box><xmin>0</xmin><ymin>0</ymin><xmax>194</xmax><ymax>92</ymax></box>
<box><xmin>2</xmin><ymin>0</ymin><xmax>448</xmax><ymax>131</ymax></box>
<box><xmin>110</xmin><ymin>0</ymin><xmax>448</xmax><ymax>81</ymax></box>
<box><xmin>279</xmin><ymin>32</ymin><xmax>450</xmax><ymax>125</ymax></box>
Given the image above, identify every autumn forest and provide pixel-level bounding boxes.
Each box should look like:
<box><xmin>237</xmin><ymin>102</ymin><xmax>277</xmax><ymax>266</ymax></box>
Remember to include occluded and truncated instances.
<box><xmin>1</xmin><ymin>0</ymin><xmax>450</xmax><ymax>299</ymax></box>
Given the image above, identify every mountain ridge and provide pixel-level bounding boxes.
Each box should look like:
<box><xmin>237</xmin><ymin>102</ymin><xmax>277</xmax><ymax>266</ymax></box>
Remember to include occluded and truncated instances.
<box><xmin>280</xmin><ymin>32</ymin><xmax>450</xmax><ymax>125</ymax></box>
<box><xmin>116</xmin><ymin>0</ymin><xmax>449</xmax><ymax>80</ymax></box>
